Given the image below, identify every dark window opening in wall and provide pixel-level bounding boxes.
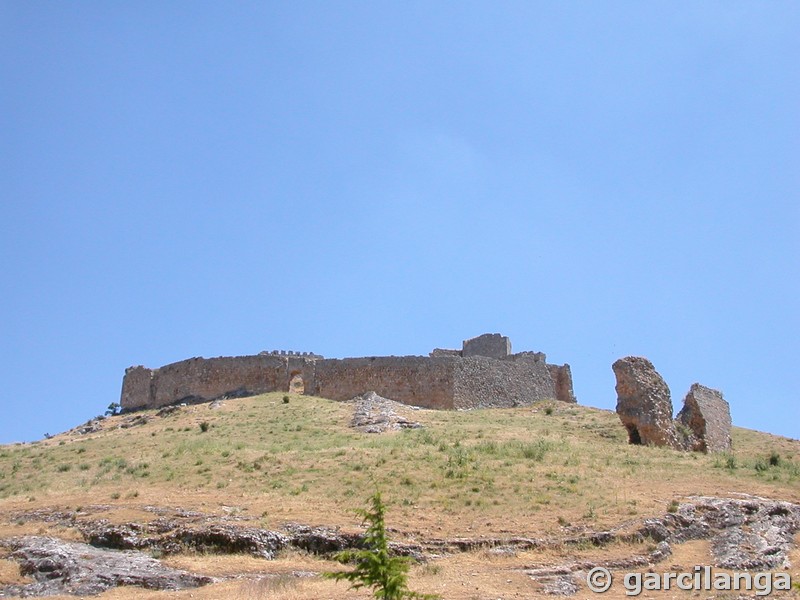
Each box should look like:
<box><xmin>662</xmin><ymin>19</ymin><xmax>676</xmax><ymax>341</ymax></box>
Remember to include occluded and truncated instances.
<box><xmin>626</xmin><ymin>424</ymin><xmax>642</xmax><ymax>445</ymax></box>
<box><xmin>289</xmin><ymin>371</ymin><xmax>304</xmax><ymax>394</ymax></box>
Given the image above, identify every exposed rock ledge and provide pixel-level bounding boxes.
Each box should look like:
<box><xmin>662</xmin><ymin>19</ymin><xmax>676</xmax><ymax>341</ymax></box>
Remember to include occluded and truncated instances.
<box><xmin>0</xmin><ymin>536</ymin><xmax>212</xmax><ymax>597</ymax></box>
<box><xmin>1</xmin><ymin>495</ymin><xmax>797</xmax><ymax>597</ymax></box>
<box><xmin>641</xmin><ymin>495</ymin><xmax>800</xmax><ymax>570</ymax></box>
<box><xmin>526</xmin><ymin>495</ymin><xmax>800</xmax><ymax>595</ymax></box>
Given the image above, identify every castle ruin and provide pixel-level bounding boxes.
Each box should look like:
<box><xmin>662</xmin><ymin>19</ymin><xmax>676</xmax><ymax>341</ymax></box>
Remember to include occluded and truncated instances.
<box><xmin>120</xmin><ymin>333</ymin><xmax>576</xmax><ymax>412</ymax></box>
<box><xmin>612</xmin><ymin>356</ymin><xmax>732</xmax><ymax>453</ymax></box>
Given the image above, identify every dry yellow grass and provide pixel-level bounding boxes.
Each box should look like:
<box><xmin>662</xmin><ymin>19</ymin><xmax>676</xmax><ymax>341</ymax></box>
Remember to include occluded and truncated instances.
<box><xmin>2</xmin><ymin>394</ymin><xmax>797</xmax><ymax>536</ymax></box>
<box><xmin>0</xmin><ymin>393</ymin><xmax>798</xmax><ymax>598</ymax></box>
<box><xmin>0</xmin><ymin>557</ymin><xmax>31</xmax><ymax>586</ymax></box>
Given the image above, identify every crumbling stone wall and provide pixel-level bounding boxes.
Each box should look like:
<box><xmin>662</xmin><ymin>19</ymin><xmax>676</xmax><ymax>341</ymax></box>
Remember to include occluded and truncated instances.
<box><xmin>513</xmin><ymin>351</ymin><xmax>546</xmax><ymax>362</ymax></box>
<box><xmin>120</xmin><ymin>366</ymin><xmax>154</xmax><ymax>410</ymax></box>
<box><xmin>613</xmin><ymin>356</ymin><xmax>678</xmax><ymax>447</ymax></box>
<box><xmin>676</xmin><ymin>383</ymin><xmax>732</xmax><ymax>453</ymax></box>
<box><xmin>121</xmin><ymin>355</ymin><xmax>320</xmax><ymax>410</ymax></box>
<box><xmin>547</xmin><ymin>364</ymin><xmax>577</xmax><ymax>404</ymax></box>
<box><xmin>429</xmin><ymin>348</ymin><xmax>462</xmax><ymax>358</ymax></box>
<box><xmin>285</xmin><ymin>356</ymin><xmax>317</xmax><ymax>396</ymax></box>
<box><xmin>612</xmin><ymin>356</ymin><xmax>732</xmax><ymax>453</ymax></box>
<box><xmin>261</xmin><ymin>350</ymin><xmax>323</xmax><ymax>359</ymax></box>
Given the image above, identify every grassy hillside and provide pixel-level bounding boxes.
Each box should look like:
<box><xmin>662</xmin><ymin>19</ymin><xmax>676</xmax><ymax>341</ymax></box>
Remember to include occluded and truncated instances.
<box><xmin>0</xmin><ymin>393</ymin><xmax>798</xmax><ymax>598</ymax></box>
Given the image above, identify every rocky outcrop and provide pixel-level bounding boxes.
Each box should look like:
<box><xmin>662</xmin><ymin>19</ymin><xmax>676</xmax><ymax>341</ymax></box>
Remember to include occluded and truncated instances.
<box><xmin>0</xmin><ymin>536</ymin><xmax>212</xmax><ymax>597</ymax></box>
<box><xmin>3</xmin><ymin>495</ymin><xmax>797</xmax><ymax>599</ymax></box>
<box><xmin>612</xmin><ymin>357</ymin><xmax>678</xmax><ymax>447</ymax></box>
<box><xmin>676</xmin><ymin>383</ymin><xmax>732</xmax><ymax>453</ymax></box>
<box><xmin>165</xmin><ymin>525</ymin><xmax>289</xmax><ymax>559</ymax></box>
<box><xmin>80</xmin><ymin>521</ymin><xmax>290</xmax><ymax>559</ymax></box>
<box><xmin>350</xmin><ymin>391</ymin><xmax>422</xmax><ymax>433</ymax></box>
<box><xmin>282</xmin><ymin>523</ymin><xmax>365</xmax><ymax>554</ymax></box>
<box><xmin>524</xmin><ymin>495</ymin><xmax>800</xmax><ymax>595</ymax></box>
<box><xmin>39</xmin><ymin>497</ymin><xmax>799</xmax><ymax>569</ymax></box>
<box><xmin>77</xmin><ymin>518</ymin><xmax>428</xmax><ymax>562</ymax></box>
<box><xmin>640</xmin><ymin>496</ymin><xmax>800</xmax><ymax>569</ymax></box>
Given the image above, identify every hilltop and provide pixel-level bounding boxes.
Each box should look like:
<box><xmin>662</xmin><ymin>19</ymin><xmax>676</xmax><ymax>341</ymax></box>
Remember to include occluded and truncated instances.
<box><xmin>0</xmin><ymin>393</ymin><xmax>798</xmax><ymax>599</ymax></box>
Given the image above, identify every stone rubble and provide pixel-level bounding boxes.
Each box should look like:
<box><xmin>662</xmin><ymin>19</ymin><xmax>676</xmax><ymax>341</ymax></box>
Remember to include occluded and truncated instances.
<box><xmin>349</xmin><ymin>391</ymin><xmax>423</xmax><ymax>433</ymax></box>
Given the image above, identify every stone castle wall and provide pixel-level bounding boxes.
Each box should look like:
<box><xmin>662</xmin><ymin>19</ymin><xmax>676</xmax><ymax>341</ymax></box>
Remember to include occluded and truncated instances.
<box><xmin>151</xmin><ymin>355</ymin><xmax>283</xmax><ymax>408</ymax></box>
<box><xmin>462</xmin><ymin>333</ymin><xmax>511</xmax><ymax>359</ymax></box>
<box><xmin>547</xmin><ymin>364</ymin><xmax>577</xmax><ymax>404</ymax></box>
<box><xmin>452</xmin><ymin>356</ymin><xmax>556</xmax><ymax>409</ymax></box>
<box><xmin>120</xmin><ymin>366</ymin><xmax>154</xmax><ymax>410</ymax></box>
<box><xmin>120</xmin><ymin>334</ymin><xmax>576</xmax><ymax>412</ymax></box>
<box><xmin>312</xmin><ymin>357</ymin><xmax>456</xmax><ymax>409</ymax></box>
<box><xmin>123</xmin><ymin>355</ymin><xmax>321</xmax><ymax>410</ymax></box>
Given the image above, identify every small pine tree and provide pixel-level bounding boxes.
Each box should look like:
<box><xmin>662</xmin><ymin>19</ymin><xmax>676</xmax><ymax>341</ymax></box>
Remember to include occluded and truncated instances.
<box><xmin>105</xmin><ymin>402</ymin><xmax>121</xmax><ymax>416</ymax></box>
<box><xmin>324</xmin><ymin>491</ymin><xmax>439</xmax><ymax>600</ymax></box>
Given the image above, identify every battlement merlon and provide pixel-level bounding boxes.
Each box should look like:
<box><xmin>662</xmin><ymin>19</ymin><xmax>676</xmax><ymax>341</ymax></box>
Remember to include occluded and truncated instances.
<box><xmin>259</xmin><ymin>350</ymin><xmax>324</xmax><ymax>359</ymax></box>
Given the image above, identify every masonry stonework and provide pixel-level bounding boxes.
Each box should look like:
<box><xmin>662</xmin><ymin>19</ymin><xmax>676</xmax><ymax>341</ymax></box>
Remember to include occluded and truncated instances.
<box><xmin>547</xmin><ymin>364</ymin><xmax>577</xmax><ymax>404</ymax></box>
<box><xmin>676</xmin><ymin>383</ymin><xmax>732</xmax><ymax>453</ymax></box>
<box><xmin>462</xmin><ymin>333</ymin><xmax>511</xmax><ymax>359</ymax></box>
<box><xmin>613</xmin><ymin>356</ymin><xmax>678</xmax><ymax>448</ymax></box>
<box><xmin>151</xmin><ymin>356</ymin><xmax>280</xmax><ymax>407</ymax></box>
<box><xmin>452</xmin><ymin>356</ymin><xmax>555</xmax><ymax>409</ymax></box>
<box><xmin>120</xmin><ymin>366</ymin><xmax>154</xmax><ymax>410</ymax></box>
<box><xmin>612</xmin><ymin>356</ymin><xmax>732</xmax><ymax>453</ymax></box>
<box><xmin>120</xmin><ymin>334</ymin><xmax>575</xmax><ymax>412</ymax></box>
<box><xmin>312</xmin><ymin>357</ymin><xmax>456</xmax><ymax>409</ymax></box>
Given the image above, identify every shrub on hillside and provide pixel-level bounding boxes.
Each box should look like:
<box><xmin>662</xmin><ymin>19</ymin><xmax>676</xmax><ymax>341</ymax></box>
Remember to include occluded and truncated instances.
<box><xmin>324</xmin><ymin>491</ymin><xmax>439</xmax><ymax>600</ymax></box>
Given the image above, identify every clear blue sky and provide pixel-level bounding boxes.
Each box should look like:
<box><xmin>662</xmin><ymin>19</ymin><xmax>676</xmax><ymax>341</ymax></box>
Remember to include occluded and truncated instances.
<box><xmin>1</xmin><ymin>2</ymin><xmax>797</xmax><ymax>444</ymax></box>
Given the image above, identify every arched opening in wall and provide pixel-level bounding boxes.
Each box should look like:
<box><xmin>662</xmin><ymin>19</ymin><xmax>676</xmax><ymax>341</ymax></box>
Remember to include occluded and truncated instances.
<box><xmin>289</xmin><ymin>371</ymin><xmax>304</xmax><ymax>394</ymax></box>
<box><xmin>626</xmin><ymin>424</ymin><xmax>642</xmax><ymax>445</ymax></box>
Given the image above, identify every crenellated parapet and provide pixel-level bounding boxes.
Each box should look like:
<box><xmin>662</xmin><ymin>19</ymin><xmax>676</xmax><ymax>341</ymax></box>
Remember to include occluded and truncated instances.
<box><xmin>259</xmin><ymin>350</ymin><xmax>324</xmax><ymax>359</ymax></box>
